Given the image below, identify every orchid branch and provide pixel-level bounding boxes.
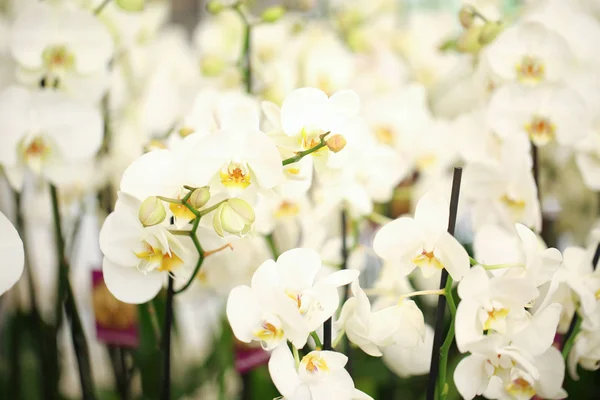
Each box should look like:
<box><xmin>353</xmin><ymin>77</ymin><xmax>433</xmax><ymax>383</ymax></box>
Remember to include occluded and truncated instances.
<box><xmin>50</xmin><ymin>185</ymin><xmax>96</xmax><ymax>399</ymax></box>
<box><xmin>426</xmin><ymin>167</ymin><xmax>462</xmax><ymax>400</ymax></box>
<box><xmin>310</xmin><ymin>332</ymin><xmax>323</xmax><ymax>350</ymax></box>
<box><xmin>94</xmin><ymin>0</ymin><xmax>112</xmax><ymax>15</ymax></box>
<box><xmin>281</xmin><ymin>133</ymin><xmax>331</xmax><ymax>166</ymax></box>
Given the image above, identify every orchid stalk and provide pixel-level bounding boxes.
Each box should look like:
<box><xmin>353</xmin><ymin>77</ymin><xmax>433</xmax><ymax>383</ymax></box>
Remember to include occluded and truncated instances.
<box><xmin>426</xmin><ymin>167</ymin><xmax>463</xmax><ymax>400</ymax></box>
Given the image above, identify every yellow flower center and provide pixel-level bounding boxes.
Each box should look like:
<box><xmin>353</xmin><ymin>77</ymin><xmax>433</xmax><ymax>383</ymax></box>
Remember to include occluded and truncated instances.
<box><xmin>21</xmin><ymin>136</ymin><xmax>51</xmax><ymax>173</ymax></box>
<box><xmin>178</xmin><ymin>127</ymin><xmax>195</xmax><ymax>137</ymax></box>
<box><xmin>220</xmin><ymin>163</ymin><xmax>251</xmax><ymax>189</ymax></box>
<box><xmin>285</xmin><ymin>289</ymin><xmax>304</xmax><ymax>311</ymax></box>
<box><xmin>275</xmin><ymin>201</ymin><xmax>300</xmax><ymax>218</ymax></box>
<box><xmin>505</xmin><ymin>377</ymin><xmax>536</xmax><ymax>399</ymax></box>
<box><xmin>500</xmin><ymin>194</ymin><xmax>526</xmax><ymax>218</ymax></box>
<box><xmin>483</xmin><ymin>307</ymin><xmax>510</xmax><ymax>331</ymax></box>
<box><xmin>303</xmin><ymin>354</ymin><xmax>329</xmax><ymax>374</ymax></box>
<box><xmin>516</xmin><ymin>55</ymin><xmax>545</xmax><ymax>84</ymax></box>
<box><xmin>135</xmin><ymin>244</ymin><xmax>183</xmax><ymax>272</ymax></box>
<box><xmin>42</xmin><ymin>45</ymin><xmax>75</xmax><ymax>71</ymax></box>
<box><xmin>411</xmin><ymin>250</ymin><xmax>445</xmax><ymax>271</ymax></box>
<box><xmin>416</xmin><ymin>154</ymin><xmax>438</xmax><ymax>171</ymax></box>
<box><xmin>525</xmin><ymin>116</ymin><xmax>555</xmax><ymax>146</ymax></box>
<box><xmin>254</xmin><ymin>321</ymin><xmax>284</xmax><ymax>343</ymax></box>
<box><xmin>169</xmin><ymin>197</ymin><xmax>196</xmax><ymax>221</ymax></box>
<box><xmin>374</xmin><ymin>126</ymin><xmax>395</xmax><ymax>145</ymax></box>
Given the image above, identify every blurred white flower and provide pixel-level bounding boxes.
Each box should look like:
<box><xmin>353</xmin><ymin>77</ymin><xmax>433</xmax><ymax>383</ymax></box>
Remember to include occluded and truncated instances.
<box><xmin>0</xmin><ymin>210</ymin><xmax>24</xmax><ymax>296</ymax></box>
<box><xmin>487</xmin><ymin>84</ymin><xmax>590</xmax><ymax>147</ymax></box>
<box><xmin>336</xmin><ymin>280</ymin><xmax>425</xmax><ymax>356</ymax></box>
<box><xmin>10</xmin><ymin>2</ymin><xmax>114</xmax><ymax>101</ymax></box>
<box><xmin>373</xmin><ymin>190</ymin><xmax>470</xmax><ymax>281</ymax></box>
<box><xmin>483</xmin><ymin>21</ymin><xmax>573</xmax><ymax>86</ymax></box>
<box><xmin>99</xmin><ymin>192</ymin><xmax>198</xmax><ymax>303</ymax></box>
<box><xmin>268</xmin><ymin>345</ymin><xmax>372</xmax><ymax>400</ymax></box>
<box><xmin>0</xmin><ymin>85</ymin><xmax>103</xmax><ymax>190</ymax></box>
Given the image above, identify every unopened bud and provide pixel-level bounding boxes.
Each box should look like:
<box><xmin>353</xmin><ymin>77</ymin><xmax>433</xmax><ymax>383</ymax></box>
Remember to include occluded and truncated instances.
<box><xmin>213</xmin><ymin>198</ymin><xmax>255</xmax><ymax>237</ymax></box>
<box><xmin>189</xmin><ymin>187</ymin><xmax>211</xmax><ymax>209</ymax></box>
<box><xmin>261</xmin><ymin>6</ymin><xmax>285</xmax><ymax>23</ymax></box>
<box><xmin>138</xmin><ymin>196</ymin><xmax>166</xmax><ymax>227</ymax></box>
<box><xmin>326</xmin><ymin>134</ymin><xmax>346</xmax><ymax>153</ymax></box>
<box><xmin>479</xmin><ymin>21</ymin><xmax>503</xmax><ymax>45</ymax></box>
<box><xmin>458</xmin><ymin>6</ymin><xmax>475</xmax><ymax>29</ymax></box>
<box><xmin>115</xmin><ymin>0</ymin><xmax>145</xmax><ymax>12</ymax></box>
<box><xmin>206</xmin><ymin>0</ymin><xmax>224</xmax><ymax>15</ymax></box>
<box><xmin>457</xmin><ymin>25</ymin><xmax>484</xmax><ymax>54</ymax></box>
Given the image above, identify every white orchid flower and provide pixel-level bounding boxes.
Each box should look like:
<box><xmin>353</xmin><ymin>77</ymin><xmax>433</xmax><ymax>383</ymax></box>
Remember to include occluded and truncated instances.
<box><xmin>473</xmin><ymin>223</ymin><xmax>562</xmax><ymax>287</ymax></box>
<box><xmin>0</xmin><ymin>85</ymin><xmax>103</xmax><ymax>190</ymax></box>
<box><xmin>278</xmin><ymin>87</ymin><xmax>361</xmax><ymax>169</ymax></box>
<box><xmin>455</xmin><ymin>265</ymin><xmax>539</xmax><ymax>352</ymax></box>
<box><xmin>10</xmin><ymin>2</ymin><xmax>113</xmax><ymax>100</ymax></box>
<box><xmin>336</xmin><ymin>280</ymin><xmax>425</xmax><ymax>357</ymax></box>
<box><xmin>99</xmin><ymin>193</ymin><xmax>198</xmax><ymax>304</ymax></box>
<box><xmin>185</xmin><ymin>109</ymin><xmax>283</xmax><ymax>203</ymax></box>
<box><xmin>382</xmin><ymin>324</ymin><xmax>434</xmax><ymax>378</ymax></box>
<box><xmin>483</xmin><ymin>21</ymin><xmax>573</xmax><ymax>86</ymax></box>
<box><xmin>227</xmin><ymin>248</ymin><xmax>358</xmax><ymax>349</ymax></box>
<box><xmin>0</xmin><ymin>211</ymin><xmax>24</xmax><ymax>296</ymax></box>
<box><xmin>268</xmin><ymin>345</ymin><xmax>372</xmax><ymax>400</ymax></box>
<box><xmin>373</xmin><ymin>190</ymin><xmax>470</xmax><ymax>281</ymax></box>
<box><xmin>463</xmin><ymin>152</ymin><xmax>541</xmax><ymax>232</ymax></box>
<box><xmin>487</xmin><ymin>84</ymin><xmax>589</xmax><ymax>147</ymax></box>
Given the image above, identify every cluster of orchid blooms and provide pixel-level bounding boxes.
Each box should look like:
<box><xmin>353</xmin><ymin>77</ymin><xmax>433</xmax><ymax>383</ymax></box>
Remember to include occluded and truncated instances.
<box><xmin>1</xmin><ymin>0</ymin><xmax>600</xmax><ymax>399</ymax></box>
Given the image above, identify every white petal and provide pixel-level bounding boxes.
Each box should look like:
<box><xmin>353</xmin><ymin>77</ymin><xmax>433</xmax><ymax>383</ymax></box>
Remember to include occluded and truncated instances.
<box><xmin>280</xmin><ymin>87</ymin><xmax>329</xmax><ymax>135</ymax></box>
<box><xmin>308</xmin><ymin>369</ymin><xmax>354</xmax><ymax>400</ymax></box>
<box><xmin>414</xmin><ymin>190</ymin><xmax>449</xmax><ymax>239</ymax></box>
<box><xmin>99</xmin><ymin>205</ymin><xmax>143</xmax><ymax>268</ymax></box>
<box><xmin>244</xmin><ymin>130</ymin><xmax>284</xmax><ymax>189</ymax></box>
<box><xmin>277</xmin><ymin>248</ymin><xmax>321</xmax><ymax>291</ymax></box>
<box><xmin>453</xmin><ymin>354</ymin><xmax>488</xmax><ymax>400</ymax></box>
<box><xmin>268</xmin><ymin>345</ymin><xmax>303</xmax><ymax>398</ymax></box>
<box><xmin>328</xmin><ymin>90</ymin><xmax>360</xmax><ymax>119</ymax></box>
<box><xmin>226</xmin><ymin>285</ymin><xmax>262</xmax><ymax>343</ymax></box>
<box><xmin>0</xmin><ymin>211</ymin><xmax>24</xmax><ymax>295</ymax></box>
<box><xmin>319</xmin><ymin>269</ymin><xmax>359</xmax><ymax>288</ymax></box>
<box><xmin>535</xmin><ymin>346</ymin><xmax>566</xmax><ymax>399</ymax></box>
<box><xmin>373</xmin><ymin>217</ymin><xmax>423</xmax><ymax>261</ymax></box>
<box><xmin>120</xmin><ymin>150</ymin><xmax>183</xmax><ymax>200</ymax></box>
<box><xmin>435</xmin><ymin>231</ymin><xmax>470</xmax><ymax>281</ymax></box>
<box><xmin>102</xmin><ymin>258</ymin><xmax>163</xmax><ymax>304</ymax></box>
<box><xmin>0</xmin><ymin>86</ymin><xmax>30</xmax><ymax>167</ymax></box>
<box><xmin>454</xmin><ymin>300</ymin><xmax>484</xmax><ymax>353</ymax></box>
<box><xmin>512</xmin><ymin>303</ymin><xmax>562</xmax><ymax>356</ymax></box>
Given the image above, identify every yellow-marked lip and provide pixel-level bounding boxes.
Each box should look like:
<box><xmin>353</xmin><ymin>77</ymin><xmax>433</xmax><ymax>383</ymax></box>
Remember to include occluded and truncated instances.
<box><xmin>516</xmin><ymin>55</ymin><xmax>545</xmax><ymax>84</ymax></box>
<box><xmin>220</xmin><ymin>163</ymin><xmax>251</xmax><ymax>189</ymax></box>
<box><xmin>302</xmin><ymin>353</ymin><xmax>329</xmax><ymax>374</ymax></box>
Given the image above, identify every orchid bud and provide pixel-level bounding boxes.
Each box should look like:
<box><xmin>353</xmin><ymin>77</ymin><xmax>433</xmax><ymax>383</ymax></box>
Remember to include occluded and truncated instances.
<box><xmin>138</xmin><ymin>196</ymin><xmax>166</xmax><ymax>227</ymax></box>
<box><xmin>189</xmin><ymin>187</ymin><xmax>211</xmax><ymax>209</ymax></box>
<box><xmin>115</xmin><ymin>0</ymin><xmax>145</xmax><ymax>12</ymax></box>
<box><xmin>458</xmin><ymin>6</ymin><xmax>475</xmax><ymax>28</ymax></box>
<box><xmin>213</xmin><ymin>198</ymin><xmax>255</xmax><ymax>237</ymax></box>
<box><xmin>261</xmin><ymin>6</ymin><xmax>285</xmax><ymax>23</ymax></box>
<box><xmin>479</xmin><ymin>21</ymin><xmax>503</xmax><ymax>45</ymax></box>
<box><xmin>207</xmin><ymin>0</ymin><xmax>224</xmax><ymax>15</ymax></box>
<box><xmin>457</xmin><ymin>25</ymin><xmax>484</xmax><ymax>54</ymax></box>
<box><xmin>326</xmin><ymin>134</ymin><xmax>346</xmax><ymax>153</ymax></box>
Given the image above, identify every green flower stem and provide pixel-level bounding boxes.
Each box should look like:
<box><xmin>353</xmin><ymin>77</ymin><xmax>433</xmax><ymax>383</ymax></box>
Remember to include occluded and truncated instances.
<box><xmin>562</xmin><ymin>315</ymin><xmax>582</xmax><ymax>360</ymax></box>
<box><xmin>199</xmin><ymin>199</ymin><xmax>228</xmax><ymax>217</ymax></box>
<box><xmin>310</xmin><ymin>331</ymin><xmax>323</xmax><ymax>350</ymax></box>
<box><xmin>13</xmin><ymin>189</ymin><xmax>55</xmax><ymax>395</ymax></box>
<box><xmin>437</xmin><ymin>276</ymin><xmax>456</xmax><ymax>400</ymax></box>
<box><xmin>94</xmin><ymin>0</ymin><xmax>111</xmax><ymax>15</ymax></box>
<box><xmin>281</xmin><ymin>133</ymin><xmax>330</xmax><ymax>166</ymax></box>
<box><xmin>292</xmin><ymin>344</ymin><xmax>300</xmax><ymax>367</ymax></box>
<box><xmin>332</xmin><ymin>328</ymin><xmax>346</xmax><ymax>349</ymax></box>
<box><xmin>50</xmin><ymin>184</ymin><xmax>96</xmax><ymax>400</ymax></box>
<box><xmin>266</xmin><ymin>233</ymin><xmax>279</xmax><ymax>258</ymax></box>
<box><xmin>157</xmin><ymin>196</ymin><xmax>182</xmax><ymax>204</ymax></box>
<box><xmin>468</xmin><ymin>256</ymin><xmax>524</xmax><ymax>270</ymax></box>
